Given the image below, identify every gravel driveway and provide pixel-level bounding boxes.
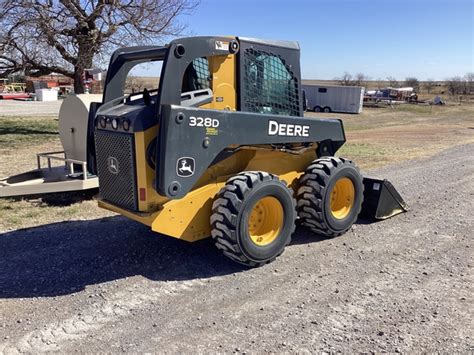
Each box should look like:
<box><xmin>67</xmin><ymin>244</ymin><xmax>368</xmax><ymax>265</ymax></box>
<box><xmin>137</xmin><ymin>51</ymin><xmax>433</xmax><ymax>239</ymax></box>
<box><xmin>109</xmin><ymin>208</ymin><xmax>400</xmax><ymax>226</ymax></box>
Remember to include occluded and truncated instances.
<box><xmin>0</xmin><ymin>144</ymin><xmax>472</xmax><ymax>353</ymax></box>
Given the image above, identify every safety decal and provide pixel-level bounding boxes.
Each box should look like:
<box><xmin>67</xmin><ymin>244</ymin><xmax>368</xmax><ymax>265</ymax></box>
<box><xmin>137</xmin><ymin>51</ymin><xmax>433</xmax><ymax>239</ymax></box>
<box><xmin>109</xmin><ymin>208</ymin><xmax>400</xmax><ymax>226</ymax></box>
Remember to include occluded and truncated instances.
<box><xmin>206</xmin><ymin>127</ymin><xmax>219</xmax><ymax>136</ymax></box>
<box><xmin>215</xmin><ymin>41</ymin><xmax>229</xmax><ymax>51</ymax></box>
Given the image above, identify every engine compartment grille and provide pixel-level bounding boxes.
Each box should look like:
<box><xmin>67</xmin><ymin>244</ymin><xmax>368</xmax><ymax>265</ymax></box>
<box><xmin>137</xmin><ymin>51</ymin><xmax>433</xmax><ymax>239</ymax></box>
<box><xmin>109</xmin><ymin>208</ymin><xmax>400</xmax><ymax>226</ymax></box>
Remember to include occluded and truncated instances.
<box><xmin>95</xmin><ymin>130</ymin><xmax>138</xmax><ymax>211</ymax></box>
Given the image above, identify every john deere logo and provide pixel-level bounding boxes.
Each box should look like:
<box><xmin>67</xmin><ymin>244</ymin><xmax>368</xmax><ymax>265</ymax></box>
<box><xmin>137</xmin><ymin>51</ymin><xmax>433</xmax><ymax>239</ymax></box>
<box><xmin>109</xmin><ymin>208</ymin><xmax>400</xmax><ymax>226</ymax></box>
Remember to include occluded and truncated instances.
<box><xmin>107</xmin><ymin>156</ymin><xmax>119</xmax><ymax>175</ymax></box>
<box><xmin>176</xmin><ymin>157</ymin><xmax>195</xmax><ymax>177</ymax></box>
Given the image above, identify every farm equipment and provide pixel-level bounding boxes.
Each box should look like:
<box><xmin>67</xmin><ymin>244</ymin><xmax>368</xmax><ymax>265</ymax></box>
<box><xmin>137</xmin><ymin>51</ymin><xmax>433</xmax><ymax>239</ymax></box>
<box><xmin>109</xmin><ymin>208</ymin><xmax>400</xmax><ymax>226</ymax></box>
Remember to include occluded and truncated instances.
<box><xmin>0</xmin><ymin>95</ymin><xmax>101</xmax><ymax>197</ymax></box>
<box><xmin>91</xmin><ymin>36</ymin><xmax>407</xmax><ymax>266</ymax></box>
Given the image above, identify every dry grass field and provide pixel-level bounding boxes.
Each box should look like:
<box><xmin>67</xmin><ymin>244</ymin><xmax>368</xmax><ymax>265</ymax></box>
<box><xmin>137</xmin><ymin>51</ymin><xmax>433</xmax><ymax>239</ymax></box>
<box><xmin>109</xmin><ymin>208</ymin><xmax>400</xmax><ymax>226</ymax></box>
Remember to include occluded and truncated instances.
<box><xmin>0</xmin><ymin>102</ymin><xmax>473</xmax><ymax>232</ymax></box>
<box><xmin>312</xmin><ymin>103</ymin><xmax>474</xmax><ymax>169</ymax></box>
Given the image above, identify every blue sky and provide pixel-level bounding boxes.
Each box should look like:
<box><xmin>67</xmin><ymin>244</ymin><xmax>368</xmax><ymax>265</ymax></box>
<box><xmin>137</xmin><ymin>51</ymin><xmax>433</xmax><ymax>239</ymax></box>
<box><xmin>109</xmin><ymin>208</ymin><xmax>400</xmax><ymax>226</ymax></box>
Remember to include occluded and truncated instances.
<box><xmin>175</xmin><ymin>0</ymin><xmax>473</xmax><ymax>80</ymax></box>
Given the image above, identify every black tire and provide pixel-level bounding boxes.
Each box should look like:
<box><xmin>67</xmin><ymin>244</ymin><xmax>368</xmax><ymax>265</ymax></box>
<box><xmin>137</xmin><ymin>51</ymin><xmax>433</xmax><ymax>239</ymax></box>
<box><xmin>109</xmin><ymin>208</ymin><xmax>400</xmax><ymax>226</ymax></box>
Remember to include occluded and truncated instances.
<box><xmin>211</xmin><ymin>171</ymin><xmax>296</xmax><ymax>267</ymax></box>
<box><xmin>296</xmin><ymin>157</ymin><xmax>363</xmax><ymax>237</ymax></box>
<box><xmin>314</xmin><ymin>106</ymin><xmax>322</xmax><ymax>112</ymax></box>
<box><xmin>323</xmin><ymin>106</ymin><xmax>331</xmax><ymax>113</ymax></box>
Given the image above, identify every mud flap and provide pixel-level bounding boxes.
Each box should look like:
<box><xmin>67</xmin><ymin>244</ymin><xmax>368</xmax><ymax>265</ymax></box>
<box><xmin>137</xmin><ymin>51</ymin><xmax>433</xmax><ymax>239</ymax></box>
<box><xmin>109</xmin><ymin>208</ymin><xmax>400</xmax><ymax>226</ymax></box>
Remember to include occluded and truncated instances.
<box><xmin>359</xmin><ymin>178</ymin><xmax>408</xmax><ymax>220</ymax></box>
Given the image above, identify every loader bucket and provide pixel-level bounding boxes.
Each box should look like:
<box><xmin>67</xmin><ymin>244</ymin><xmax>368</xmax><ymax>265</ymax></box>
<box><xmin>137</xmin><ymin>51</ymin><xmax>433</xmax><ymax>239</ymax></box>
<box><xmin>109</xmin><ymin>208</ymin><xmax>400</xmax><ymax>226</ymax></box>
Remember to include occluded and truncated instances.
<box><xmin>359</xmin><ymin>178</ymin><xmax>408</xmax><ymax>220</ymax></box>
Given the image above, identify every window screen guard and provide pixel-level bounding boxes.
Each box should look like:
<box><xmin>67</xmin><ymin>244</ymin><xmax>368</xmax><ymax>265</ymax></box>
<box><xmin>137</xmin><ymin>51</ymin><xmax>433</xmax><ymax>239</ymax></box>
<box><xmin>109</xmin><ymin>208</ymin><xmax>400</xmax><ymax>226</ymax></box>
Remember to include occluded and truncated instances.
<box><xmin>242</xmin><ymin>48</ymin><xmax>300</xmax><ymax>116</ymax></box>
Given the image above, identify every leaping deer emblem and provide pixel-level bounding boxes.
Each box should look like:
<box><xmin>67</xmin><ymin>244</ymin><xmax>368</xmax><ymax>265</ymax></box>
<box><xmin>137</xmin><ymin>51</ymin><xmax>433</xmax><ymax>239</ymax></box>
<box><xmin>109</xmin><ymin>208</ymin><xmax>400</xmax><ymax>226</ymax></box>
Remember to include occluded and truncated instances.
<box><xmin>177</xmin><ymin>158</ymin><xmax>195</xmax><ymax>176</ymax></box>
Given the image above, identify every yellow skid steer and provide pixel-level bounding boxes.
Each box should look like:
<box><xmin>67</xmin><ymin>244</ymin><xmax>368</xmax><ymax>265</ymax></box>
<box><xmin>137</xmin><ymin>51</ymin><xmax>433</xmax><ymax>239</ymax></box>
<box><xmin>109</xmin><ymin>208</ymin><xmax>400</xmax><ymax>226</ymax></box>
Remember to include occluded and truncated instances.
<box><xmin>90</xmin><ymin>36</ymin><xmax>407</xmax><ymax>266</ymax></box>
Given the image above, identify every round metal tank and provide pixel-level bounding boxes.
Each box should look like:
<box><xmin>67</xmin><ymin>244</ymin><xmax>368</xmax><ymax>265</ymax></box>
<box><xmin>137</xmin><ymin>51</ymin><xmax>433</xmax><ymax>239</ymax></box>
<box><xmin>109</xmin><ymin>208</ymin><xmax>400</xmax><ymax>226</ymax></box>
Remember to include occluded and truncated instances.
<box><xmin>58</xmin><ymin>94</ymin><xmax>102</xmax><ymax>162</ymax></box>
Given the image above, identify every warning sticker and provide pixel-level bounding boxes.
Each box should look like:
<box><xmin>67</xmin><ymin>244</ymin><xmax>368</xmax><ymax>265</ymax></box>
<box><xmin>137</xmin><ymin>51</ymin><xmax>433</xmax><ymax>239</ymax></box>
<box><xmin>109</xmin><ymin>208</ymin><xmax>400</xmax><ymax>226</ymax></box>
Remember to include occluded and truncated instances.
<box><xmin>215</xmin><ymin>41</ymin><xmax>229</xmax><ymax>51</ymax></box>
<box><xmin>206</xmin><ymin>127</ymin><xmax>219</xmax><ymax>136</ymax></box>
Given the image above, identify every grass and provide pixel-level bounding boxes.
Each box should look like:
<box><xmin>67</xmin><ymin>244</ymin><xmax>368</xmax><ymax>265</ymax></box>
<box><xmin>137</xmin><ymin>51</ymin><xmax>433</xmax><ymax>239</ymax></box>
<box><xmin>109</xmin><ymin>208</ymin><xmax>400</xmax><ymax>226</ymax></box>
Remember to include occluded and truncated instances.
<box><xmin>0</xmin><ymin>116</ymin><xmax>59</xmax><ymax>146</ymax></box>
<box><xmin>338</xmin><ymin>143</ymin><xmax>403</xmax><ymax>169</ymax></box>
<box><xmin>331</xmin><ymin>104</ymin><xmax>474</xmax><ymax>169</ymax></box>
<box><xmin>0</xmin><ymin>197</ymin><xmax>110</xmax><ymax>231</ymax></box>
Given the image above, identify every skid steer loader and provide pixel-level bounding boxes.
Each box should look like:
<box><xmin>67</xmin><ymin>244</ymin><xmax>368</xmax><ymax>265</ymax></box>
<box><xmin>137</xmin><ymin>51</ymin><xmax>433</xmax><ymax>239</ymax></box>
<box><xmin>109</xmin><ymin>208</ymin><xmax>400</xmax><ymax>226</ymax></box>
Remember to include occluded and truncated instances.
<box><xmin>91</xmin><ymin>36</ymin><xmax>406</xmax><ymax>266</ymax></box>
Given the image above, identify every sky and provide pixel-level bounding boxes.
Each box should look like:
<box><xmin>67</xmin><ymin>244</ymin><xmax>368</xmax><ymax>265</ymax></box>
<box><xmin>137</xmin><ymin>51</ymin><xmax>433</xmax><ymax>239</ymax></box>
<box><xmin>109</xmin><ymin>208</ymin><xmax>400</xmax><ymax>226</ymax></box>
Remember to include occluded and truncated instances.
<box><xmin>168</xmin><ymin>0</ymin><xmax>473</xmax><ymax>81</ymax></box>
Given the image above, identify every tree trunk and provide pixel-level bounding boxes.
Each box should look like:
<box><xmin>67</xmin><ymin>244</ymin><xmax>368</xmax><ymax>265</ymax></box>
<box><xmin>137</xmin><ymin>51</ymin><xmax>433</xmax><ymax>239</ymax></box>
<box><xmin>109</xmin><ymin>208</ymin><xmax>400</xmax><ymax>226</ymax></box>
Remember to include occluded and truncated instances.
<box><xmin>73</xmin><ymin>69</ymin><xmax>85</xmax><ymax>94</ymax></box>
<box><xmin>73</xmin><ymin>44</ymin><xmax>94</xmax><ymax>94</ymax></box>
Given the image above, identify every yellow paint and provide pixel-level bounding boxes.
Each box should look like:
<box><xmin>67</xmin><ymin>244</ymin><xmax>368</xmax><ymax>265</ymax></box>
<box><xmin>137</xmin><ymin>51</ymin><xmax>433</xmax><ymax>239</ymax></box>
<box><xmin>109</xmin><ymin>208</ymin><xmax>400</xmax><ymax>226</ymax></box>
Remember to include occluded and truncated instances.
<box><xmin>248</xmin><ymin>196</ymin><xmax>284</xmax><ymax>246</ymax></box>
<box><xmin>98</xmin><ymin>199</ymin><xmax>155</xmax><ymax>226</ymax></box>
<box><xmin>134</xmin><ymin>125</ymin><xmax>169</xmax><ymax>212</ymax></box>
<box><xmin>151</xmin><ymin>182</ymin><xmax>226</xmax><ymax>241</ymax></box>
<box><xmin>208</xmin><ymin>54</ymin><xmax>237</xmax><ymax>111</ymax></box>
<box><xmin>99</xmin><ymin>146</ymin><xmax>317</xmax><ymax>242</ymax></box>
<box><xmin>330</xmin><ymin>177</ymin><xmax>355</xmax><ymax>219</ymax></box>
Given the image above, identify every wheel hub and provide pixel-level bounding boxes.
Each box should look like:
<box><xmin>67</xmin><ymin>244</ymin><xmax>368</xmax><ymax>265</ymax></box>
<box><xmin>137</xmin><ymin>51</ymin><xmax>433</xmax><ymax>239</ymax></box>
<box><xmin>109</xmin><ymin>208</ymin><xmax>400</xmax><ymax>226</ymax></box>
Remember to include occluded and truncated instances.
<box><xmin>330</xmin><ymin>177</ymin><xmax>355</xmax><ymax>219</ymax></box>
<box><xmin>248</xmin><ymin>196</ymin><xmax>284</xmax><ymax>246</ymax></box>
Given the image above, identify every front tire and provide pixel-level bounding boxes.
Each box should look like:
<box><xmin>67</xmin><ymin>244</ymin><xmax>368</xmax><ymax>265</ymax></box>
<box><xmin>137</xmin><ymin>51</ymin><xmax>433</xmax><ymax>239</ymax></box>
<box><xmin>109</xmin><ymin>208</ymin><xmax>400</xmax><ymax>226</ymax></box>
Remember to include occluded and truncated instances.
<box><xmin>211</xmin><ymin>171</ymin><xmax>296</xmax><ymax>267</ymax></box>
<box><xmin>296</xmin><ymin>157</ymin><xmax>363</xmax><ymax>237</ymax></box>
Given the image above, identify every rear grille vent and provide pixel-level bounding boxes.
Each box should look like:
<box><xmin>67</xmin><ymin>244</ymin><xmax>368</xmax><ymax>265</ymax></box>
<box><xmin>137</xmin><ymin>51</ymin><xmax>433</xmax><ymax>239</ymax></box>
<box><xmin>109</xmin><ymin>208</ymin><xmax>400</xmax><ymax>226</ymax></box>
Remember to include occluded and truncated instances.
<box><xmin>95</xmin><ymin>130</ymin><xmax>138</xmax><ymax>211</ymax></box>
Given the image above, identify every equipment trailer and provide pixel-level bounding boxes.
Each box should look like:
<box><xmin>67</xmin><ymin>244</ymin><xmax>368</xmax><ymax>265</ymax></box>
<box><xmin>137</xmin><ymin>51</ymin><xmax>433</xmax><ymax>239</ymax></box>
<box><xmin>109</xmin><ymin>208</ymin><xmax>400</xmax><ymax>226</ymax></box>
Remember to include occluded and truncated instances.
<box><xmin>91</xmin><ymin>36</ymin><xmax>406</xmax><ymax>266</ymax></box>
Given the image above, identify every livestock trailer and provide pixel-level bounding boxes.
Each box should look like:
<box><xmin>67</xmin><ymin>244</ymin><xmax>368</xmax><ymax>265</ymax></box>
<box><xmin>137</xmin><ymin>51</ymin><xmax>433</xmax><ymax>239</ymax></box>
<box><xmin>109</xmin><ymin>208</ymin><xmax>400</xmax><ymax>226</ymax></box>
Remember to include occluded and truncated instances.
<box><xmin>302</xmin><ymin>84</ymin><xmax>364</xmax><ymax>114</ymax></box>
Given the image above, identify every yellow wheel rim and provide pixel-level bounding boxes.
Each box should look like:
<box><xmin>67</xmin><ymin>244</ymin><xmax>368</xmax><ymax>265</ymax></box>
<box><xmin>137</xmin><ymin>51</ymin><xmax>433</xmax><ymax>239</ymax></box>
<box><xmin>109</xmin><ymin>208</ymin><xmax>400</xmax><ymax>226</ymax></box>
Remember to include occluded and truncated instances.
<box><xmin>330</xmin><ymin>177</ymin><xmax>355</xmax><ymax>219</ymax></box>
<box><xmin>248</xmin><ymin>196</ymin><xmax>284</xmax><ymax>246</ymax></box>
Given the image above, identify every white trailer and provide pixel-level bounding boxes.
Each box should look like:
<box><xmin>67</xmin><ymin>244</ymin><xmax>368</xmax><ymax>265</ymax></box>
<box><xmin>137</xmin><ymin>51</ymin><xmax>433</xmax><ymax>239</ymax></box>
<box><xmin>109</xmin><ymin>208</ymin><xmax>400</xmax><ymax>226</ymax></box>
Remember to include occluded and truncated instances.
<box><xmin>302</xmin><ymin>85</ymin><xmax>364</xmax><ymax>114</ymax></box>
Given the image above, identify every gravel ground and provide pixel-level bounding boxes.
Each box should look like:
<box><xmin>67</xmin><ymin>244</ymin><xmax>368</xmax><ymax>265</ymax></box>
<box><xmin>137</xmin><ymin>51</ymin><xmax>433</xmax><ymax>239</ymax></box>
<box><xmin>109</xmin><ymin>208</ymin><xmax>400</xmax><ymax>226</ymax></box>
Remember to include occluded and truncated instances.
<box><xmin>0</xmin><ymin>100</ymin><xmax>62</xmax><ymax>117</ymax></box>
<box><xmin>0</xmin><ymin>144</ymin><xmax>472</xmax><ymax>353</ymax></box>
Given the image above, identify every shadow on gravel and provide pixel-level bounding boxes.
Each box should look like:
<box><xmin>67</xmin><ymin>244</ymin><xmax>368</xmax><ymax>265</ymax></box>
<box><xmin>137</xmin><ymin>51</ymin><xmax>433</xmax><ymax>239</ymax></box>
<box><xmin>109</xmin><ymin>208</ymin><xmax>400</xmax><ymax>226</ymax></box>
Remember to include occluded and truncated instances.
<box><xmin>0</xmin><ymin>215</ymin><xmax>351</xmax><ymax>299</ymax></box>
<box><xmin>7</xmin><ymin>190</ymin><xmax>99</xmax><ymax>207</ymax></box>
<box><xmin>290</xmin><ymin>217</ymin><xmax>376</xmax><ymax>246</ymax></box>
<box><xmin>0</xmin><ymin>216</ymin><xmax>247</xmax><ymax>299</ymax></box>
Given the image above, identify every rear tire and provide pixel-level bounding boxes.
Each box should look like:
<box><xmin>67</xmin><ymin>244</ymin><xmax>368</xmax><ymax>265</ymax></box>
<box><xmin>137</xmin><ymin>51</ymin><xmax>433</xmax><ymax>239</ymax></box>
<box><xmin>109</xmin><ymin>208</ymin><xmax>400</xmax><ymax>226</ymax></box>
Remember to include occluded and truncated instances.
<box><xmin>296</xmin><ymin>157</ymin><xmax>363</xmax><ymax>237</ymax></box>
<box><xmin>323</xmin><ymin>106</ymin><xmax>331</xmax><ymax>113</ymax></box>
<box><xmin>314</xmin><ymin>106</ymin><xmax>322</xmax><ymax>112</ymax></box>
<box><xmin>211</xmin><ymin>171</ymin><xmax>296</xmax><ymax>267</ymax></box>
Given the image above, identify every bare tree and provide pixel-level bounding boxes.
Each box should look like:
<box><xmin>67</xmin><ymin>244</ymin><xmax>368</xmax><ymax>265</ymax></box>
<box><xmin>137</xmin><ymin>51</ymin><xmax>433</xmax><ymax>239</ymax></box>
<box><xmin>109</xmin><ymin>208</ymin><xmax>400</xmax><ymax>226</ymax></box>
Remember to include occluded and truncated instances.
<box><xmin>424</xmin><ymin>79</ymin><xmax>436</xmax><ymax>94</ymax></box>
<box><xmin>337</xmin><ymin>72</ymin><xmax>369</xmax><ymax>87</ymax></box>
<box><xmin>445</xmin><ymin>76</ymin><xmax>463</xmax><ymax>95</ymax></box>
<box><xmin>0</xmin><ymin>0</ymin><xmax>197</xmax><ymax>93</ymax></box>
<box><xmin>404</xmin><ymin>77</ymin><xmax>420</xmax><ymax>91</ymax></box>
<box><xmin>386</xmin><ymin>76</ymin><xmax>399</xmax><ymax>88</ymax></box>
<box><xmin>125</xmin><ymin>76</ymin><xmax>144</xmax><ymax>94</ymax></box>
<box><xmin>338</xmin><ymin>72</ymin><xmax>353</xmax><ymax>86</ymax></box>
<box><xmin>464</xmin><ymin>72</ymin><xmax>474</xmax><ymax>94</ymax></box>
<box><xmin>375</xmin><ymin>78</ymin><xmax>383</xmax><ymax>90</ymax></box>
<box><xmin>353</xmin><ymin>72</ymin><xmax>370</xmax><ymax>87</ymax></box>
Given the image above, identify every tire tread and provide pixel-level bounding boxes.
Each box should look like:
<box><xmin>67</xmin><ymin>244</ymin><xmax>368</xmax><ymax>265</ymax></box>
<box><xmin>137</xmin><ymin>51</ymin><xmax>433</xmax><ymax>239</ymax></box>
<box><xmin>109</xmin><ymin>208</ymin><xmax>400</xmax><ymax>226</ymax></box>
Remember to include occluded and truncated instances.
<box><xmin>296</xmin><ymin>156</ymin><xmax>363</xmax><ymax>237</ymax></box>
<box><xmin>211</xmin><ymin>171</ymin><xmax>295</xmax><ymax>267</ymax></box>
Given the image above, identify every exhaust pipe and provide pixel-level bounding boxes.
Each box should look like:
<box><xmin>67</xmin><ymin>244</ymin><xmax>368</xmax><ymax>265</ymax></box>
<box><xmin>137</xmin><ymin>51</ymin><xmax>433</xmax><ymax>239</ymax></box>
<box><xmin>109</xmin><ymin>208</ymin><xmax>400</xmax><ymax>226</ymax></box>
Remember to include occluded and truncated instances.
<box><xmin>359</xmin><ymin>178</ymin><xmax>408</xmax><ymax>220</ymax></box>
